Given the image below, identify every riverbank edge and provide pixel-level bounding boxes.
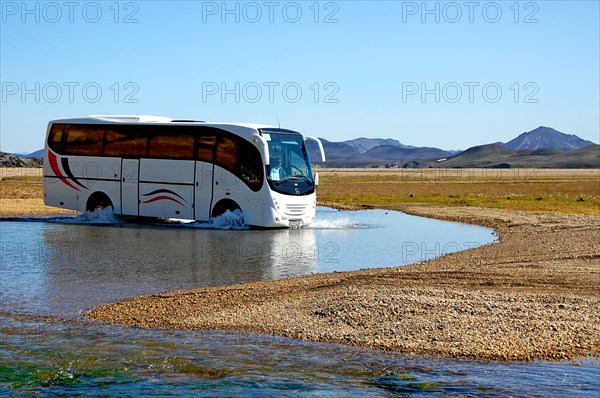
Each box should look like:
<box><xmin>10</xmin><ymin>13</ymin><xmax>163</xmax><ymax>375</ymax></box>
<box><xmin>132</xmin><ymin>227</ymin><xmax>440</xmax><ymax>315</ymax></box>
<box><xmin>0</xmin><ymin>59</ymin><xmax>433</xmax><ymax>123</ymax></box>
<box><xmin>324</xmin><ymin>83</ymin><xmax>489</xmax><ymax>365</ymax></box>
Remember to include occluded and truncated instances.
<box><xmin>86</xmin><ymin>204</ymin><xmax>600</xmax><ymax>362</ymax></box>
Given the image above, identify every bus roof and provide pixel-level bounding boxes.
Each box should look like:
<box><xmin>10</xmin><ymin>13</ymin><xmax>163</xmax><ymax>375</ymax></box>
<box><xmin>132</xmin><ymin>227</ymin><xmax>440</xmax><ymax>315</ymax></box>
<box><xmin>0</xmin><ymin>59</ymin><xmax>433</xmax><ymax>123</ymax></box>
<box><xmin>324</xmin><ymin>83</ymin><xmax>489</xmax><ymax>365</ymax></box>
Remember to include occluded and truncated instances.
<box><xmin>49</xmin><ymin>115</ymin><xmax>281</xmax><ymax>140</ymax></box>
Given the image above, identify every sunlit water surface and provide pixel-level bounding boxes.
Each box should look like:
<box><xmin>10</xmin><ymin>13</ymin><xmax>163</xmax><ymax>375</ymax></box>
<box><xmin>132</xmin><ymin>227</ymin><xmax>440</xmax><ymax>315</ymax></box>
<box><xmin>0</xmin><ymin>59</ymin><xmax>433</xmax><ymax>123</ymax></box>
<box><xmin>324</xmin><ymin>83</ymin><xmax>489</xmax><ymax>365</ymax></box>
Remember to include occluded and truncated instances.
<box><xmin>0</xmin><ymin>208</ymin><xmax>597</xmax><ymax>396</ymax></box>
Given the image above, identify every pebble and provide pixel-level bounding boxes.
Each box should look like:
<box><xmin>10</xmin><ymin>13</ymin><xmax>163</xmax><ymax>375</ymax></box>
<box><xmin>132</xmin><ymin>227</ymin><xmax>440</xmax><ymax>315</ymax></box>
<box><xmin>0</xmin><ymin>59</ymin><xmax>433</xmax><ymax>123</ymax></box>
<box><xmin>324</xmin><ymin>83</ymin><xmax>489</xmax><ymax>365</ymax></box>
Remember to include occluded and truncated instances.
<box><xmin>87</xmin><ymin>207</ymin><xmax>600</xmax><ymax>362</ymax></box>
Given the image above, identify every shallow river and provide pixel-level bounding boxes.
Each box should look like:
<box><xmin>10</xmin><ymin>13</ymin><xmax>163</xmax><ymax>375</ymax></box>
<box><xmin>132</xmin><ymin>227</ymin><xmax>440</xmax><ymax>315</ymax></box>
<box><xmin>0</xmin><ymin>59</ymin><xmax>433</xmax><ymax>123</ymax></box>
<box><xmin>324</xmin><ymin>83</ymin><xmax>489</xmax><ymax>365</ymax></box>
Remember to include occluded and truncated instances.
<box><xmin>0</xmin><ymin>208</ymin><xmax>597</xmax><ymax>396</ymax></box>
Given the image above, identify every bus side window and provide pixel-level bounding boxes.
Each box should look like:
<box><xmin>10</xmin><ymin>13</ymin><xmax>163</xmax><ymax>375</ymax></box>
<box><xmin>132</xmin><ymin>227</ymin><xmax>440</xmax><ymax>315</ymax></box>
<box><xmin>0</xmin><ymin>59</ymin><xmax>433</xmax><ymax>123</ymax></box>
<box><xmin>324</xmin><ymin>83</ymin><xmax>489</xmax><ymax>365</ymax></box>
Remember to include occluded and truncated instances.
<box><xmin>104</xmin><ymin>129</ymin><xmax>147</xmax><ymax>157</ymax></box>
<box><xmin>48</xmin><ymin>124</ymin><xmax>65</xmax><ymax>153</ymax></box>
<box><xmin>63</xmin><ymin>125</ymin><xmax>103</xmax><ymax>156</ymax></box>
<box><xmin>149</xmin><ymin>133</ymin><xmax>194</xmax><ymax>160</ymax></box>
<box><xmin>239</xmin><ymin>141</ymin><xmax>263</xmax><ymax>190</ymax></box>
<box><xmin>196</xmin><ymin>135</ymin><xmax>216</xmax><ymax>162</ymax></box>
<box><xmin>216</xmin><ymin>137</ymin><xmax>237</xmax><ymax>172</ymax></box>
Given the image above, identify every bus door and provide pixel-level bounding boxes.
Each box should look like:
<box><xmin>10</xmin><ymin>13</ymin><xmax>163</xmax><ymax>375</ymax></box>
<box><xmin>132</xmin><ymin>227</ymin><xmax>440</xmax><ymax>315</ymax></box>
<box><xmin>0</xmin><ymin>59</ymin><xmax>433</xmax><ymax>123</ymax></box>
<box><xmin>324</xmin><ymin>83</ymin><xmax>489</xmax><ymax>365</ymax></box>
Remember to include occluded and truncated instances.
<box><xmin>121</xmin><ymin>158</ymin><xmax>139</xmax><ymax>216</ymax></box>
<box><xmin>138</xmin><ymin>159</ymin><xmax>195</xmax><ymax>219</ymax></box>
<box><xmin>194</xmin><ymin>161</ymin><xmax>214</xmax><ymax>221</ymax></box>
<box><xmin>194</xmin><ymin>135</ymin><xmax>216</xmax><ymax>221</ymax></box>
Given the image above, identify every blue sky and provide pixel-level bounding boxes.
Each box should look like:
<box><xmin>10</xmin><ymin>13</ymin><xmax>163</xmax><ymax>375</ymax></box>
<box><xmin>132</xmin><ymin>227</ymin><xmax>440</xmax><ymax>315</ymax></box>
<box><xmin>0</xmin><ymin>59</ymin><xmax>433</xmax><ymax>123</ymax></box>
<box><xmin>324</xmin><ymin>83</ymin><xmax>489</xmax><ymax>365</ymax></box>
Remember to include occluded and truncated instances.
<box><xmin>1</xmin><ymin>0</ymin><xmax>599</xmax><ymax>152</ymax></box>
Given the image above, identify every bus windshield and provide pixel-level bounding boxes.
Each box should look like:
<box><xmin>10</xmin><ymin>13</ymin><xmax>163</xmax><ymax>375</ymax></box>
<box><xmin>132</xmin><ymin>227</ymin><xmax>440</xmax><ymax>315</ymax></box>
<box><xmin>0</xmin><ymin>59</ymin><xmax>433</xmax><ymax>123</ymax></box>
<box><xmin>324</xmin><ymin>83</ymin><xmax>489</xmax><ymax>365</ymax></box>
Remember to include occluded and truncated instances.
<box><xmin>263</xmin><ymin>130</ymin><xmax>314</xmax><ymax>196</ymax></box>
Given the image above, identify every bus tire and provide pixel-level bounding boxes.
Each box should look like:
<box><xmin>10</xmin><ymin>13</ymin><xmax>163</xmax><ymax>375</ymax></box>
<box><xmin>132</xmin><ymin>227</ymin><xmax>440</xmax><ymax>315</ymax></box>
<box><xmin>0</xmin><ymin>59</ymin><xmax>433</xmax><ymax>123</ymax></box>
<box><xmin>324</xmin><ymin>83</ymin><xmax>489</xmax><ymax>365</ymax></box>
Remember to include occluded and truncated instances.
<box><xmin>211</xmin><ymin>199</ymin><xmax>240</xmax><ymax>218</ymax></box>
<box><xmin>86</xmin><ymin>192</ymin><xmax>113</xmax><ymax>212</ymax></box>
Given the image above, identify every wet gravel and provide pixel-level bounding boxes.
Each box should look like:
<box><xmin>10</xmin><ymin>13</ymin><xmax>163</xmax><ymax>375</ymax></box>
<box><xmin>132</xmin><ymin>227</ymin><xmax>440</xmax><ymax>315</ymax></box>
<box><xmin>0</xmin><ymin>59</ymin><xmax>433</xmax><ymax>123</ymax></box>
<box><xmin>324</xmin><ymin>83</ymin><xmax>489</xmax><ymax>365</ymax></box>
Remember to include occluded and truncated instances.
<box><xmin>88</xmin><ymin>206</ymin><xmax>600</xmax><ymax>361</ymax></box>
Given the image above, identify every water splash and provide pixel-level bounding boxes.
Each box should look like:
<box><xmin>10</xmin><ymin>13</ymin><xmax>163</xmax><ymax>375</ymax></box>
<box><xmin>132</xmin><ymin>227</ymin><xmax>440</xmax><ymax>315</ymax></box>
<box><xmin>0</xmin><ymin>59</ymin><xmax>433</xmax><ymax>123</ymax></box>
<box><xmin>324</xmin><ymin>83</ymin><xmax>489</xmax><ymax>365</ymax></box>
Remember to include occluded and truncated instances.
<box><xmin>4</xmin><ymin>208</ymin><xmax>248</xmax><ymax>230</ymax></box>
<box><xmin>47</xmin><ymin>208</ymin><xmax>123</xmax><ymax>225</ymax></box>
<box><xmin>308</xmin><ymin>217</ymin><xmax>363</xmax><ymax>229</ymax></box>
<box><xmin>182</xmin><ymin>209</ymin><xmax>249</xmax><ymax>230</ymax></box>
<box><xmin>5</xmin><ymin>208</ymin><xmax>356</xmax><ymax>230</ymax></box>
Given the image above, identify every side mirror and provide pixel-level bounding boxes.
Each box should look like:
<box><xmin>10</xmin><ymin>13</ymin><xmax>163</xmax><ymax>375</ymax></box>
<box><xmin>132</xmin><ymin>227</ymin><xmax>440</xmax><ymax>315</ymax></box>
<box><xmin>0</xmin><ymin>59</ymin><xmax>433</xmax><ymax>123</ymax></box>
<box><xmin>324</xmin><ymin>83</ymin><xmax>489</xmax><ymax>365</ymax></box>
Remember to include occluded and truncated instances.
<box><xmin>314</xmin><ymin>172</ymin><xmax>319</xmax><ymax>187</ymax></box>
<box><xmin>304</xmin><ymin>136</ymin><xmax>326</xmax><ymax>162</ymax></box>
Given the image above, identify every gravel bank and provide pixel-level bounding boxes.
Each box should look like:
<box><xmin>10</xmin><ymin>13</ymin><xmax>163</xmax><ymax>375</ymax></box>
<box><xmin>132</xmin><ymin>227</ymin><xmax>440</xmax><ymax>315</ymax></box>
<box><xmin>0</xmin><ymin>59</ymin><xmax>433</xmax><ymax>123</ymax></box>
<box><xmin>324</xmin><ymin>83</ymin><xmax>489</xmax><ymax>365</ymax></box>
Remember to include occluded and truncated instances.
<box><xmin>87</xmin><ymin>206</ymin><xmax>600</xmax><ymax>361</ymax></box>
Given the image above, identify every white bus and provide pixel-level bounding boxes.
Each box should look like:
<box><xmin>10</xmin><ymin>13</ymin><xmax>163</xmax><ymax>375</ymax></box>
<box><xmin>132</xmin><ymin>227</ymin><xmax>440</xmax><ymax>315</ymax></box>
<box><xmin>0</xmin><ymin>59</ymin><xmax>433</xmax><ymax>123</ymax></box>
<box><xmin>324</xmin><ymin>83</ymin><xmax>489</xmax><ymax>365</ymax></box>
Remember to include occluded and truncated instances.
<box><xmin>43</xmin><ymin>115</ymin><xmax>326</xmax><ymax>228</ymax></box>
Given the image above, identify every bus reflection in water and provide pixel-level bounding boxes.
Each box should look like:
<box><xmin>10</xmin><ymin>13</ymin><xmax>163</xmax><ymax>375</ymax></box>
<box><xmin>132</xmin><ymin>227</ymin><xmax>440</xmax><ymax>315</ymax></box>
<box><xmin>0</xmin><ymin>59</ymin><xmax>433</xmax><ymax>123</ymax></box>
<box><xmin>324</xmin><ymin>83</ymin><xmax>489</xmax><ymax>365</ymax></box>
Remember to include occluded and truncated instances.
<box><xmin>38</xmin><ymin>223</ymin><xmax>319</xmax><ymax>313</ymax></box>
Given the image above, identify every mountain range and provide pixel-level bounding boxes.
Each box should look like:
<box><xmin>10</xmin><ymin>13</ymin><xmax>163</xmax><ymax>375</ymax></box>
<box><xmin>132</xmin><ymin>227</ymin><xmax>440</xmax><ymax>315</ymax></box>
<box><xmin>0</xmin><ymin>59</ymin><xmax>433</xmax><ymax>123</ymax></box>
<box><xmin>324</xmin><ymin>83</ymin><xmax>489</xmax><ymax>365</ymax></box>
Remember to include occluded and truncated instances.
<box><xmin>2</xmin><ymin>126</ymin><xmax>598</xmax><ymax>168</ymax></box>
<box><xmin>306</xmin><ymin>126</ymin><xmax>598</xmax><ymax>168</ymax></box>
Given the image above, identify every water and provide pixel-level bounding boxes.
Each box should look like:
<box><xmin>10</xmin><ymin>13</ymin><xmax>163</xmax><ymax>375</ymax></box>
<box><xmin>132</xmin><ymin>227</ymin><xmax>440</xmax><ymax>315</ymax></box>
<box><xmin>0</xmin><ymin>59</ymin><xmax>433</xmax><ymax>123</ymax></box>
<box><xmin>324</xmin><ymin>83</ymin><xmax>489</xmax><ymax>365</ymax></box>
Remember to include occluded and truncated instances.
<box><xmin>1</xmin><ymin>208</ymin><xmax>597</xmax><ymax>396</ymax></box>
<box><xmin>1</xmin><ymin>207</ymin><xmax>497</xmax><ymax>317</ymax></box>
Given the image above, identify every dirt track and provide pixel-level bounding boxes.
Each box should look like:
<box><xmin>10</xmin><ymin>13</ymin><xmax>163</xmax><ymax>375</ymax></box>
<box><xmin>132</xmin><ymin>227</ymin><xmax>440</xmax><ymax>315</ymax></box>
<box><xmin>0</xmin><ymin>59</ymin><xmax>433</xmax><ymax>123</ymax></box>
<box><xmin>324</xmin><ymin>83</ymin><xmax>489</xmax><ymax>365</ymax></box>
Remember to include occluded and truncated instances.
<box><xmin>87</xmin><ymin>206</ymin><xmax>600</xmax><ymax>361</ymax></box>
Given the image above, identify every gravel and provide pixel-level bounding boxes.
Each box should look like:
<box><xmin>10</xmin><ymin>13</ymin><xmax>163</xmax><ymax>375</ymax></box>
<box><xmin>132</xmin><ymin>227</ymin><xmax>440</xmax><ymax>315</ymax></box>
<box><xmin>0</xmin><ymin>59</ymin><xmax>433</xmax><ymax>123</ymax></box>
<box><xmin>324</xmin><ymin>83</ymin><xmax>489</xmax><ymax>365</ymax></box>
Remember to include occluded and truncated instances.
<box><xmin>87</xmin><ymin>206</ymin><xmax>600</xmax><ymax>361</ymax></box>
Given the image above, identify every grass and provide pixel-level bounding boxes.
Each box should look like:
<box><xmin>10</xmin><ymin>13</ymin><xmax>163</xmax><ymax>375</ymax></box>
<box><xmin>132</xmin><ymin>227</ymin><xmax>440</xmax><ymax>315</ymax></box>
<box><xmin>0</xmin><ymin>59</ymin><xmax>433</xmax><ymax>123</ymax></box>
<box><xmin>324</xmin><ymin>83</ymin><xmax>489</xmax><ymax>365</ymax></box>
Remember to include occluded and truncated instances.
<box><xmin>1</xmin><ymin>167</ymin><xmax>599</xmax><ymax>215</ymax></box>
<box><xmin>0</xmin><ymin>170</ymin><xmax>70</xmax><ymax>215</ymax></box>
<box><xmin>0</xmin><ymin>168</ymin><xmax>44</xmax><ymax>199</ymax></box>
<box><xmin>316</xmin><ymin>168</ymin><xmax>600</xmax><ymax>215</ymax></box>
<box><xmin>0</xmin><ymin>180</ymin><xmax>42</xmax><ymax>199</ymax></box>
<box><xmin>0</xmin><ymin>167</ymin><xmax>42</xmax><ymax>181</ymax></box>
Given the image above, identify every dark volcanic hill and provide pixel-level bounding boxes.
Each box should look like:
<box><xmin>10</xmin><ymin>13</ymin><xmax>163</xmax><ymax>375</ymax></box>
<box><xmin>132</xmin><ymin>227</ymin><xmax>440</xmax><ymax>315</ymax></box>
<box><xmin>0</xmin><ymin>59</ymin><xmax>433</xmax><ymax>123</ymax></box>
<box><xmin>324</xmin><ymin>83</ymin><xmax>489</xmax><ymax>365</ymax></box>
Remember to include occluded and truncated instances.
<box><xmin>505</xmin><ymin>126</ymin><xmax>594</xmax><ymax>151</ymax></box>
<box><xmin>440</xmin><ymin>144</ymin><xmax>517</xmax><ymax>168</ymax></box>
<box><xmin>455</xmin><ymin>143</ymin><xmax>516</xmax><ymax>159</ymax></box>
<box><xmin>306</xmin><ymin>139</ymin><xmax>362</xmax><ymax>162</ymax></box>
<box><xmin>362</xmin><ymin>145</ymin><xmax>451</xmax><ymax>160</ymax></box>
<box><xmin>441</xmin><ymin>143</ymin><xmax>599</xmax><ymax>168</ymax></box>
<box><xmin>22</xmin><ymin>149</ymin><xmax>44</xmax><ymax>158</ymax></box>
<box><xmin>549</xmin><ymin>144</ymin><xmax>600</xmax><ymax>168</ymax></box>
<box><xmin>343</xmin><ymin>138</ymin><xmax>412</xmax><ymax>153</ymax></box>
<box><xmin>307</xmin><ymin>139</ymin><xmax>451</xmax><ymax>165</ymax></box>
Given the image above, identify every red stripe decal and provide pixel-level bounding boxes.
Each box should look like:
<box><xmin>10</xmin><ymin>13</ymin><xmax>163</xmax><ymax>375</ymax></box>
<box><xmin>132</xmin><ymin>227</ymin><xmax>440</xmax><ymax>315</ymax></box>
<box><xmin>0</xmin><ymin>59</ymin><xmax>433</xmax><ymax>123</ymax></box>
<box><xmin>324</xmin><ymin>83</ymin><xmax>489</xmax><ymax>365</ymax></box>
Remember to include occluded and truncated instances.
<box><xmin>142</xmin><ymin>195</ymin><xmax>186</xmax><ymax>207</ymax></box>
<box><xmin>48</xmin><ymin>151</ymin><xmax>80</xmax><ymax>191</ymax></box>
<box><xmin>47</xmin><ymin>151</ymin><xmax>62</xmax><ymax>177</ymax></box>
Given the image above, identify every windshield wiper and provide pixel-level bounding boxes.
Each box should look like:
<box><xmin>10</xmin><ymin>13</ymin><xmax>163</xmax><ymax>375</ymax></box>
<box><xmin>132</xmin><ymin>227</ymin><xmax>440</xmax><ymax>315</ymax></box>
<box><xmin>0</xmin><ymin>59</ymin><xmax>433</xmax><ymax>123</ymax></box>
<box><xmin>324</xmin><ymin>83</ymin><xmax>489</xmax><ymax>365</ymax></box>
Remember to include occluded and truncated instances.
<box><xmin>281</xmin><ymin>175</ymin><xmax>313</xmax><ymax>185</ymax></box>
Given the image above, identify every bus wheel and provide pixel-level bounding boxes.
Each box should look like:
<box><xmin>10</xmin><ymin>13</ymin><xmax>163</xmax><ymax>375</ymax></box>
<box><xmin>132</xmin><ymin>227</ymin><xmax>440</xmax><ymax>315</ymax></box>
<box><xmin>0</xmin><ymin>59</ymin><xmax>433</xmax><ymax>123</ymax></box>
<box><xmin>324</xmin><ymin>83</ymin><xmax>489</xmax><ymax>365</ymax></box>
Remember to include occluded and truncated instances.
<box><xmin>211</xmin><ymin>199</ymin><xmax>240</xmax><ymax>218</ymax></box>
<box><xmin>86</xmin><ymin>192</ymin><xmax>113</xmax><ymax>212</ymax></box>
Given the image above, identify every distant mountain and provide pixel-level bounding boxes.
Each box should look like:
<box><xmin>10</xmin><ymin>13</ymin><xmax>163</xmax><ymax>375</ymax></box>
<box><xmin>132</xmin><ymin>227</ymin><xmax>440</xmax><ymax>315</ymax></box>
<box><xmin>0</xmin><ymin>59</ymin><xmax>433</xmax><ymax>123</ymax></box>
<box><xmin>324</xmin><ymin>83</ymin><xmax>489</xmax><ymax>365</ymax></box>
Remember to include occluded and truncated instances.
<box><xmin>343</xmin><ymin>138</ymin><xmax>413</xmax><ymax>153</ymax></box>
<box><xmin>504</xmin><ymin>126</ymin><xmax>594</xmax><ymax>151</ymax></box>
<box><xmin>307</xmin><ymin>138</ymin><xmax>362</xmax><ymax>161</ymax></box>
<box><xmin>305</xmin><ymin>126</ymin><xmax>597</xmax><ymax>168</ymax></box>
<box><xmin>440</xmin><ymin>144</ymin><xmax>518</xmax><ymax>168</ymax></box>
<box><xmin>21</xmin><ymin>149</ymin><xmax>44</xmax><ymax>158</ymax></box>
<box><xmin>362</xmin><ymin>145</ymin><xmax>451</xmax><ymax>160</ymax></box>
<box><xmin>551</xmin><ymin>144</ymin><xmax>600</xmax><ymax>168</ymax></box>
<box><xmin>307</xmin><ymin>139</ymin><xmax>450</xmax><ymax>165</ymax></box>
<box><xmin>456</xmin><ymin>143</ymin><xmax>516</xmax><ymax>159</ymax></box>
<box><xmin>440</xmin><ymin>143</ymin><xmax>599</xmax><ymax>168</ymax></box>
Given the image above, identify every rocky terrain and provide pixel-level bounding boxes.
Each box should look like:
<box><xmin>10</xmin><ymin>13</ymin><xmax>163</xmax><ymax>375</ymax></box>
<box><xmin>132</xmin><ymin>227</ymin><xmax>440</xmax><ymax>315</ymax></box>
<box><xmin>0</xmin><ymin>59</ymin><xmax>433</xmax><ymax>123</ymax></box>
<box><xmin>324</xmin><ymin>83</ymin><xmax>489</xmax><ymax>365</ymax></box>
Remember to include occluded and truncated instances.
<box><xmin>0</xmin><ymin>152</ymin><xmax>42</xmax><ymax>167</ymax></box>
<box><xmin>87</xmin><ymin>206</ymin><xmax>600</xmax><ymax>361</ymax></box>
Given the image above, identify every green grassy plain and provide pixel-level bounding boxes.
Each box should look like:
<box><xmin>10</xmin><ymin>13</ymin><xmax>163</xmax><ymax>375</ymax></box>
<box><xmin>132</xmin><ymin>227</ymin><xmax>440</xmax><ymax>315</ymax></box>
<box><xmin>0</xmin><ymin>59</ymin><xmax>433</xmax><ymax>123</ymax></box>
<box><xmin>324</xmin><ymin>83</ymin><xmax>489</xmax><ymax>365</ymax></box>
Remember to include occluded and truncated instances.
<box><xmin>1</xmin><ymin>167</ymin><xmax>599</xmax><ymax>216</ymax></box>
<box><xmin>316</xmin><ymin>168</ymin><xmax>600</xmax><ymax>215</ymax></box>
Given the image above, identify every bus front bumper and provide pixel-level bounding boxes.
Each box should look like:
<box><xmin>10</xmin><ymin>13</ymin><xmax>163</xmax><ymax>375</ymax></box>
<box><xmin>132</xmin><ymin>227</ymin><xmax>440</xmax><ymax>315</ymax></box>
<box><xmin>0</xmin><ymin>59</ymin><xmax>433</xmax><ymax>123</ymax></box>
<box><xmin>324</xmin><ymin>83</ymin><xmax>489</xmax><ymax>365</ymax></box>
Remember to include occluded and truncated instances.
<box><xmin>265</xmin><ymin>201</ymin><xmax>316</xmax><ymax>228</ymax></box>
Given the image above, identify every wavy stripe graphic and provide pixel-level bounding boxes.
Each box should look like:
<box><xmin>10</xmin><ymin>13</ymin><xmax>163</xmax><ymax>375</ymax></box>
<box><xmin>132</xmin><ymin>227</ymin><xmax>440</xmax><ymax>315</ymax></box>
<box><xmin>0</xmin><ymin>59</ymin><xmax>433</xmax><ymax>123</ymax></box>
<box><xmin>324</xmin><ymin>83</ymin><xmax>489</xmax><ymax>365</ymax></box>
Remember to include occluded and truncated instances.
<box><xmin>142</xmin><ymin>195</ymin><xmax>186</xmax><ymax>207</ymax></box>
<box><xmin>60</xmin><ymin>158</ymin><xmax>87</xmax><ymax>190</ymax></box>
<box><xmin>141</xmin><ymin>188</ymin><xmax>188</xmax><ymax>208</ymax></box>
<box><xmin>142</xmin><ymin>189</ymin><xmax>186</xmax><ymax>202</ymax></box>
<box><xmin>47</xmin><ymin>151</ymin><xmax>80</xmax><ymax>191</ymax></box>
